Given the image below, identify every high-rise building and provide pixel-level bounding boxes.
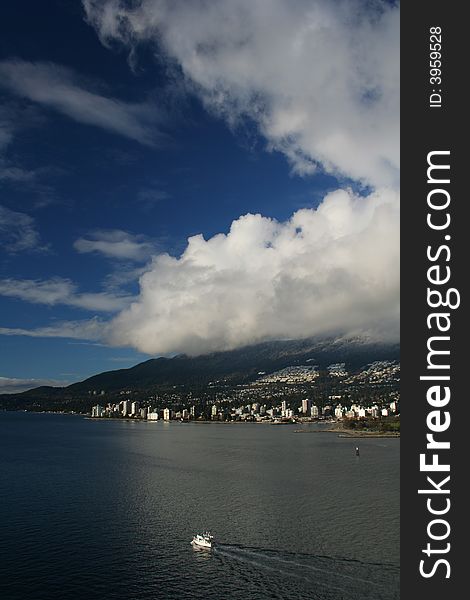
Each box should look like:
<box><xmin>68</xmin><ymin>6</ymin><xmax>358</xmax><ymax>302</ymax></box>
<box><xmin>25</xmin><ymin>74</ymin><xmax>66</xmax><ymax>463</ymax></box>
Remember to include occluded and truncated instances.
<box><xmin>302</xmin><ymin>398</ymin><xmax>311</xmax><ymax>414</ymax></box>
<box><xmin>122</xmin><ymin>400</ymin><xmax>130</xmax><ymax>417</ymax></box>
<box><xmin>91</xmin><ymin>405</ymin><xmax>104</xmax><ymax>418</ymax></box>
<box><xmin>310</xmin><ymin>405</ymin><xmax>320</xmax><ymax>418</ymax></box>
<box><xmin>131</xmin><ymin>401</ymin><xmax>140</xmax><ymax>416</ymax></box>
<box><xmin>163</xmin><ymin>408</ymin><xmax>172</xmax><ymax>421</ymax></box>
<box><xmin>211</xmin><ymin>404</ymin><xmax>218</xmax><ymax>417</ymax></box>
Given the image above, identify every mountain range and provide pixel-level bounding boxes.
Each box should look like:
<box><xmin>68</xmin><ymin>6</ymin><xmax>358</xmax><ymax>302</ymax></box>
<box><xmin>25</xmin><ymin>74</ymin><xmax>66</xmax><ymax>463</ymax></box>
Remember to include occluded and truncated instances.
<box><xmin>6</xmin><ymin>336</ymin><xmax>399</xmax><ymax>400</ymax></box>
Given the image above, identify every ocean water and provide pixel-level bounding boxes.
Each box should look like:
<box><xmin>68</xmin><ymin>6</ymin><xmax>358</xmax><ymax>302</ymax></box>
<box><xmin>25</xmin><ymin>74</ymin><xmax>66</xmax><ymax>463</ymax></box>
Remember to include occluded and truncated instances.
<box><xmin>0</xmin><ymin>412</ymin><xmax>399</xmax><ymax>599</ymax></box>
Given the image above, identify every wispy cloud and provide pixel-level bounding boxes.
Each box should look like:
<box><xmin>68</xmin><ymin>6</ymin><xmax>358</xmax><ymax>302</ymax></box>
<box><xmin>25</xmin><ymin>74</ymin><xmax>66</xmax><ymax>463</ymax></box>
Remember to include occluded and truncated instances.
<box><xmin>0</xmin><ymin>277</ymin><xmax>131</xmax><ymax>312</ymax></box>
<box><xmin>0</xmin><ymin>104</ymin><xmax>37</xmax><ymax>183</ymax></box>
<box><xmin>0</xmin><ymin>204</ymin><xmax>47</xmax><ymax>253</ymax></box>
<box><xmin>0</xmin><ymin>105</ymin><xmax>16</xmax><ymax>153</ymax></box>
<box><xmin>0</xmin><ymin>163</ymin><xmax>36</xmax><ymax>183</ymax></box>
<box><xmin>0</xmin><ymin>59</ymin><xmax>164</xmax><ymax>146</ymax></box>
<box><xmin>137</xmin><ymin>186</ymin><xmax>171</xmax><ymax>212</ymax></box>
<box><xmin>0</xmin><ymin>376</ymin><xmax>71</xmax><ymax>394</ymax></box>
<box><xmin>103</xmin><ymin>264</ymin><xmax>148</xmax><ymax>291</ymax></box>
<box><xmin>0</xmin><ymin>317</ymin><xmax>106</xmax><ymax>341</ymax></box>
<box><xmin>84</xmin><ymin>0</ymin><xmax>399</xmax><ymax>188</ymax></box>
<box><xmin>74</xmin><ymin>229</ymin><xmax>157</xmax><ymax>261</ymax></box>
<box><xmin>0</xmin><ymin>103</ymin><xmax>64</xmax><ymax>206</ymax></box>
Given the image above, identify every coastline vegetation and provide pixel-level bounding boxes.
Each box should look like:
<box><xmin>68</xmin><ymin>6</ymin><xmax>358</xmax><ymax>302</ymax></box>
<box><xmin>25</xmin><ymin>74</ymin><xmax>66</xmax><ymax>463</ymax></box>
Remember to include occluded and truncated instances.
<box><xmin>341</xmin><ymin>416</ymin><xmax>400</xmax><ymax>433</ymax></box>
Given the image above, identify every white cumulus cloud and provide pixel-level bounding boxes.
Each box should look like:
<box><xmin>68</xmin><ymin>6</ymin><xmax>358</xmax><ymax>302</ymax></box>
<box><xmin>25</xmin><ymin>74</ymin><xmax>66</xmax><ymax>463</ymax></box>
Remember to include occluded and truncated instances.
<box><xmin>107</xmin><ymin>188</ymin><xmax>399</xmax><ymax>355</ymax></box>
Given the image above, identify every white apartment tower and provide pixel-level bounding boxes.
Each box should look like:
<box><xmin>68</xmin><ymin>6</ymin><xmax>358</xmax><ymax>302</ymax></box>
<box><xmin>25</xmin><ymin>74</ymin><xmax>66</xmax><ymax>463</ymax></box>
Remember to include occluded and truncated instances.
<box><xmin>310</xmin><ymin>405</ymin><xmax>320</xmax><ymax>418</ymax></box>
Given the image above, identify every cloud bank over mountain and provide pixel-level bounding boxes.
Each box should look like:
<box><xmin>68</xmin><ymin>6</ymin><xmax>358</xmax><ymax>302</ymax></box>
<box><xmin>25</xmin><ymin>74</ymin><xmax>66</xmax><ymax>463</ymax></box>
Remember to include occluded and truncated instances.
<box><xmin>79</xmin><ymin>0</ymin><xmax>400</xmax><ymax>355</ymax></box>
<box><xmin>107</xmin><ymin>187</ymin><xmax>399</xmax><ymax>354</ymax></box>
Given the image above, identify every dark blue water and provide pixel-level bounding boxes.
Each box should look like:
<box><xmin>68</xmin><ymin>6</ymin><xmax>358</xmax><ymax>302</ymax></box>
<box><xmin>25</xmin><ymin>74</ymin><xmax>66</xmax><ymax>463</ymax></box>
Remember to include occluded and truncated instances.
<box><xmin>0</xmin><ymin>413</ymin><xmax>399</xmax><ymax>599</ymax></box>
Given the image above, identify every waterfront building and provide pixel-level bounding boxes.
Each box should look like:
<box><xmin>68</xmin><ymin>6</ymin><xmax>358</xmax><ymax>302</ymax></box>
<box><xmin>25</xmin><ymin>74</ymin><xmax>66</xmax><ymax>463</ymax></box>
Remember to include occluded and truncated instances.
<box><xmin>302</xmin><ymin>398</ymin><xmax>311</xmax><ymax>414</ymax></box>
<box><xmin>91</xmin><ymin>404</ymin><xmax>105</xmax><ymax>418</ymax></box>
<box><xmin>122</xmin><ymin>400</ymin><xmax>130</xmax><ymax>417</ymax></box>
<box><xmin>310</xmin><ymin>405</ymin><xmax>320</xmax><ymax>418</ymax></box>
<box><xmin>131</xmin><ymin>401</ymin><xmax>140</xmax><ymax>416</ymax></box>
<box><xmin>163</xmin><ymin>408</ymin><xmax>172</xmax><ymax>421</ymax></box>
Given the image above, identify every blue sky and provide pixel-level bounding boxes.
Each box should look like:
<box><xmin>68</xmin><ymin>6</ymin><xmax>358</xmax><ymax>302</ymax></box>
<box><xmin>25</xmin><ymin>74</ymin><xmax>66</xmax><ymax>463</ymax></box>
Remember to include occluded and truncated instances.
<box><xmin>0</xmin><ymin>1</ymin><xmax>399</xmax><ymax>392</ymax></box>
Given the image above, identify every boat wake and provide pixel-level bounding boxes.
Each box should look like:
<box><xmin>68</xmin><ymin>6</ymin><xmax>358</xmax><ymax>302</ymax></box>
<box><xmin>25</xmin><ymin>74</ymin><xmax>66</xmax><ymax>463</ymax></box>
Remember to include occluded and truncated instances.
<box><xmin>212</xmin><ymin>544</ymin><xmax>399</xmax><ymax>600</ymax></box>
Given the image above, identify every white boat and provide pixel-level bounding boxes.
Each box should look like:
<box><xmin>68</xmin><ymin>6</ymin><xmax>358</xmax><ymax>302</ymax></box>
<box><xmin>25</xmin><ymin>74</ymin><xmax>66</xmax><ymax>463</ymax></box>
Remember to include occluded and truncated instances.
<box><xmin>190</xmin><ymin>531</ymin><xmax>214</xmax><ymax>549</ymax></box>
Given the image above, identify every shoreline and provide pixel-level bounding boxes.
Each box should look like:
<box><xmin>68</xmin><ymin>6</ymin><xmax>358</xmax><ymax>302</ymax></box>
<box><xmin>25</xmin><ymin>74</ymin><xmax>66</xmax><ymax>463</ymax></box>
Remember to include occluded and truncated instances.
<box><xmin>294</xmin><ymin>427</ymin><xmax>400</xmax><ymax>438</ymax></box>
<box><xmin>3</xmin><ymin>411</ymin><xmax>400</xmax><ymax>436</ymax></box>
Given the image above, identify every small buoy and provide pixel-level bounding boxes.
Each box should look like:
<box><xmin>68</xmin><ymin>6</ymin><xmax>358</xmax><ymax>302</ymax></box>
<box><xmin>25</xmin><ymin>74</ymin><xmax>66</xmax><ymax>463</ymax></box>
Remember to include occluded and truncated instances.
<box><xmin>355</xmin><ymin>446</ymin><xmax>360</xmax><ymax>456</ymax></box>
